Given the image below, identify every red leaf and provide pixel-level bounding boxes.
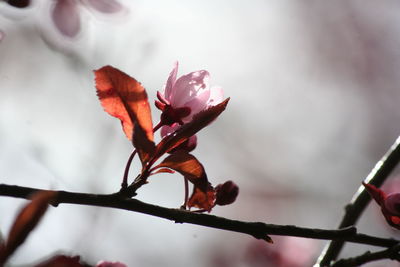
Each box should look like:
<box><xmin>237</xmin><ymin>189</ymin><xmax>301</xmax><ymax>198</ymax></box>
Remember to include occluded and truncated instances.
<box><xmin>150</xmin><ymin>168</ymin><xmax>175</xmax><ymax>175</ymax></box>
<box><xmin>362</xmin><ymin>182</ymin><xmax>386</xmax><ymax>206</ymax></box>
<box><xmin>390</xmin><ymin>216</ymin><xmax>400</xmax><ymax>225</ymax></box>
<box><xmin>154</xmin><ymin>98</ymin><xmax>229</xmax><ymax>159</ymax></box>
<box><xmin>0</xmin><ymin>191</ymin><xmax>57</xmax><ymax>265</ymax></box>
<box><xmin>95</xmin><ymin>66</ymin><xmax>155</xmax><ymax>164</ymax></box>
<box><xmin>187</xmin><ymin>184</ymin><xmax>215</xmax><ymax>212</ymax></box>
<box><xmin>154</xmin><ymin>150</ymin><xmax>208</xmax><ymax>190</ymax></box>
<box><xmin>133</xmin><ymin>123</ymin><xmax>156</xmax><ymax>165</ymax></box>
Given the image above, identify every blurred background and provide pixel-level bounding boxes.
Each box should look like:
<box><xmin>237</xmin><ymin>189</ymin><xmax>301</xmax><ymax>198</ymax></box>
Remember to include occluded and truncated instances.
<box><xmin>1</xmin><ymin>0</ymin><xmax>400</xmax><ymax>266</ymax></box>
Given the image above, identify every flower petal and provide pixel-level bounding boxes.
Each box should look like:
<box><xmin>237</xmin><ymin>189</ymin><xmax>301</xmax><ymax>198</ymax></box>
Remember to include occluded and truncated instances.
<box><xmin>96</xmin><ymin>261</ymin><xmax>127</xmax><ymax>267</ymax></box>
<box><xmin>84</xmin><ymin>0</ymin><xmax>123</xmax><ymax>13</ymax></box>
<box><xmin>52</xmin><ymin>0</ymin><xmax>81</xmax><ymax>38</ymax></box>
<box><xmin>171</xmin><ymin>70</ymin><xmax>209</xmax><ymax>107</ymax></box>
<box><xmin>160</xmin><ymin>123</ymin><xmax>177</xmax><ymax>138</ymax></box>
<box><xmin>181</xmin><ymin>89</ymin><xmax>210</xmax><ymax>122</ymax></box>
<box><xmin>164</xmin><ymin>61</ymin><xmax>179</xmax><ymax>100</ymax></box>
<box><xmin>208</xmin><ymin>86</ymin><xmax>224</xmax><ymax>106</ymax></box>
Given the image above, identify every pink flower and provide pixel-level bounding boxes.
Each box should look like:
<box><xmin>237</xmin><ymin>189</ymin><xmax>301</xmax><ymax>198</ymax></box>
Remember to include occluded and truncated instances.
<box><xmin>96</xmin><ymin>261</ymin><xmax>127</xmax><ymax>267</ymax></box>
<box><xmin>156</xmin><ymin>62</ymin><xmax>224</xmax><ymax>125</ymax></box>
<box><xmin>363</xmin><ymin>182</ymin><xmax>400</xmax><ymax>229</ymax></box>
<box><xmin>161</xmin><ymin>123</ymin><xmax>197</xmax><ymax>152</ymax></box>
<box><xmin>51</xmin><ymin>0</ymin><xmax>124</xmax><ymax>38</ymax></box>
<box><xmin>244</xmin><ymin>237</ymin><xmax>317</xmax><ymax>267</ymax></box>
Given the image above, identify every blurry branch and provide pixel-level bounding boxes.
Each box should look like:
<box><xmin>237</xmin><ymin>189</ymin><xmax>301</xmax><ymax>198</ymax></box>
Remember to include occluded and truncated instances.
<box><xmin>331</xmin><ymin>244</ymin><xmax>400</xmax><ymax>267</ymax></box>
<box><xmin>316</xmin><ymin>135</ymin><xmax>400</xmax><ymax>266</ymax></box>
<box><xmin>0</xmin><ymin>184</ymin><xmax>399</xmax><ymax>248</ymax></box>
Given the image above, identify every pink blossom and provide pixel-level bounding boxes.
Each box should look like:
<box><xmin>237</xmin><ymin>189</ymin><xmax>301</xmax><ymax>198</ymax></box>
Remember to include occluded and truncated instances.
<box><xmin>96</xmin><ymin>261</ymin><xmax>127</xmax><ymax>267</ymax></box>
<box><xmin>156</xmin><ymin>62</ymin><xmax>224</xmax><ymax>124</ymax></box>
<box><xmin>51</xmin><ymin>0</ymin><xmax>124</xmax><ymax>38</ymax></box>
<box><xmin>52</xmin><ymin>0</ymin><xmax>81</xmax><ymax>38</ymax></box>
<box><xmin>83</xmin><ymin>0</ymin><xmax>123</xmax><ymax>13</ymax></box>
<box><xmin>245</xmin><ymin>237</ymin><xmax>317</xmax><ymax>267</ymax></box>
<box><xmin>161</xmin><ymin>123</ymin><xmax>197</xmax><ymax>152</ymax></box>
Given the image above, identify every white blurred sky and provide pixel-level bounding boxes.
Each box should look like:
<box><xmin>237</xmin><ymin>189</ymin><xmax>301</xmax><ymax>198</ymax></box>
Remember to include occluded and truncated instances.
<box><xmin>1</xmin><ymin>1</ymin><xmax>400</xmax><ymax>266</ymax></box>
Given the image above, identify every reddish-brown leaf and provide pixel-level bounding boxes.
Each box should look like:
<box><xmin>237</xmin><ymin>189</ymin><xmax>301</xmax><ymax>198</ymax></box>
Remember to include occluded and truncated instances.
<box><xmin>133</xmin><ymin>123</ymin><xmax>156</xmax><ymax>166</ymax></box>
<box><xmin>362</xmin><ymin>182</ymin><xmax>386</xmax><ymax>205</ymax></box>
<box><xmin>150</xmin><ymin>167</ymin><xmax>175</xmax><ymax>176</ymax></box>
<box><xmin>154</xmin><ymin>98</ymin><xmax>229</xmax><ymax>160</ymax></box>
<box><xmin>154</xmin><ymin>150</ymin><xmax>208</xmax><ymax>190</ymax></box>
<box><xmin>94</xmin><ymin>66</ymin><xmax>153</xmax><ymax>141</ymax></box>
<box><xmin>0</xmin><ymin>191</ymin><xmax>57</xmax><ymax>265</ymax></box>
<box><xmin>95</xmin><ymin>65</ymin><xmax>155</xmax><ymax>165</ymax></box>
<box><xmin>187</xmin><ymin>184</ymin><xmax>215</xmax><ymax>212</ymax></box>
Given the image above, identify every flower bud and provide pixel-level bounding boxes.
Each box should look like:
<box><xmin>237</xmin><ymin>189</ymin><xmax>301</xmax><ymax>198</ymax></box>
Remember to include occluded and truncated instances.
<box><xmin>215</xmin><ymin>180</ymin><xmax>239</xmax><ymax>206</ymax></box>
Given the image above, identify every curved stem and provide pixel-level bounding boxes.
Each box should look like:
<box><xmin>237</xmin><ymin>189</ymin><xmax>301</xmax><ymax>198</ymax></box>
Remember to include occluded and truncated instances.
<box><xmin>153</xmin><ymin>121</ymin><xmax>163</xmax><ymax>133</ymax></box>
<box><xmin>331</xmin><ymin>244</ymin><xmax>400</xmax><ymax>267</ymax></box>
<box><xmin>121</xmin><ymin>150</ymin><xmax>137</xmax><ymax>189</ymax></box>
<box><xmin>181</xmin><ymin>177</ymin><xmax>189</xmax><ymax>209</ymax></box>
<box><xmin>316</xmin><ymin>135</ymin><xmax>400</xmax><ymax>266</ymax></box>
<box><xmin>120</xmin><ymin>122</ymin><xmax>164</xmax><ymax>190</ymax></box>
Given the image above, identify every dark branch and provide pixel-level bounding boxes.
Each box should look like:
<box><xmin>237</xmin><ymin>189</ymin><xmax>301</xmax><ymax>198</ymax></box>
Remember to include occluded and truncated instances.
<box><xmin>0</xmin><ymin>183</ymin><xmax>399</xmax><ymax>247</ymax></box>
<box><xmin>316</xmin><ymin>135</ymin><xmax>400</xmax><ymax>266</ymax></box>
<box><xmin>331</xmin><ymin>244</ymin><xmax>400</xmax><ymax>267</ymax></box>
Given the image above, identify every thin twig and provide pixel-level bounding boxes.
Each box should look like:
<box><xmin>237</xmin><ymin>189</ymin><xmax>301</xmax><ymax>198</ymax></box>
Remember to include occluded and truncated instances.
<box><xmin>121</xmin><ymin>122</ymin><xmax>163</xmax><ymax>190</ymax></box>
<box><xmin>331</xmin><ymin>244</ymin><xmax>400</xmax><ymax>267</ymax></box>
<box><xmin>121</xmin><ymin>150</ymin><xmax>137</xmax><ymax>189</ymax></box>
<box><xmin>316</xmin><ymin>135</ymin><xmax>400</xmax><ymax>266</ymax></box>
<box><xmin>0</xmin><ymin>183</ymin><xmax>399</xmax><ymax>247</ymax></box>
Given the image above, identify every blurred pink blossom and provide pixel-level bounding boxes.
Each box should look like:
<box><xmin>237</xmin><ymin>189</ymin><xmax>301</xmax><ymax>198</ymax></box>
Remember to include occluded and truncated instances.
<box><xmin>96</xmin><ymin>261</ymin><xmax>127</xmax><ymax>267</ymax></box>
<box><xmin>156</xmin><ymin>62</ymin><xmax>224</xmax><ymax>124</ymax></box>
<box><xmin>51</xmin><ymin>0</ymin><xmax>124</xmax><ymax>38</ymax></box>
<box><xmin>244</xmin><ymin>237</ymin><xmax>317</xmax><ymax>267</ymax></box>
<box><xmin>211</xmin><ymin>237</ymin><xmax>317</xmax><ymax>267</ymax></box>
